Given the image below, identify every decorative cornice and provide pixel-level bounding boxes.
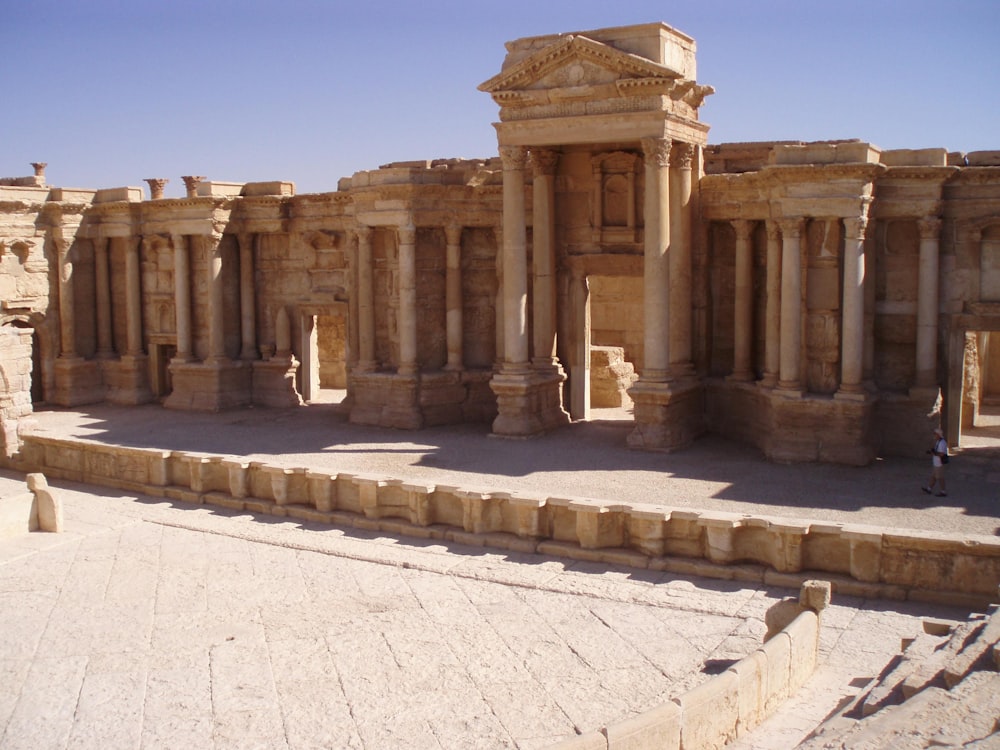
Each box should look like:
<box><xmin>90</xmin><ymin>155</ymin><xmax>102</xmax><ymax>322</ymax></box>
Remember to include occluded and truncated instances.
<box><xmin>479</xmin><ymin>34</ymin><xmax>683</xmax><ymax>95</ymax></box>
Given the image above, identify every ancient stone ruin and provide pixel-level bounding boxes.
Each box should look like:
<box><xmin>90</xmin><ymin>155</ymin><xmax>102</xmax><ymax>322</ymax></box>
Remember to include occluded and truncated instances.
<box><xmin>2</xmin><ymin>21</ymin><xmax>1000</xmax><ymax>466</ymax></box>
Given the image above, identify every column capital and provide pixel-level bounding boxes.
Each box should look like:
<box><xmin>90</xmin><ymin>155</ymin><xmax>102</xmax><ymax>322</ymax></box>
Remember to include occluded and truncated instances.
<box><xmin>145</xmin><ymin>178</ymin><xmax>169</xmax><ymax>200</ymax></box>
<box><xmin>641</xmin><ymin>137</ymin><xmax>672</xmax><ymax>168</ymax></box>
<box><xmin>917</xmin><ymin>217</ymin><xmax>942</xmax><ymax>240</ymax></box>
<box><xmin>528</xmin><ymin>148</ymin><xmax>559</xmax><ymax>177</ymax></box>
<box><xmin>444</xmin><ymin>223</ymin><xmax>463</xmax><ymax>246</ymax></box>
<box><xmin>777</xmin><ymin>217</ymin><xmax>804</xmax><ymax>238</ymax></box>
<box><xmin>672</xmin><ymin>142</ymin><xmax>695</xmax><ymax>170</ymax></box>
<box><xmin>843</xmin><ymin>215</ymin><xmax>870</xmax><ymax>241</ymax></box>
<box><xmin>356</xmin><ymin>224</ymin><xmax>373</xmax><ymax>243</ymax></box>
<box><xmin>731</xmin><ymin>218</ymin><xmax>755</xmax><ymax>242</ymax></box>
<box><xmin>499</xmin><ymin>145</ymin><xmax>528</xmax><ymax>170</ymax></box>
<box><xmin>181</xmin><ymin>175</ymin><xmax>205</xmax><ymax>197</ymax></box>
<box><xmin>397</xmin><ymin>223</ymin><xmax>416</xmax><ymax>246</ymax></box>
<box><xmin>170</xmin><ymin>233</ymin><xmax>186</xmax><ymax>249</ymax></box>
<box><xmin>765</xmin><ymin>220</ymin><xmax>782</xmax><ymax>243</ymax></box>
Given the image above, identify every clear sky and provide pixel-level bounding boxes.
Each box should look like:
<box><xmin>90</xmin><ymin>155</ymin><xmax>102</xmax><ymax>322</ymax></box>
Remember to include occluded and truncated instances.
<box><xmin>5</xmin><ymin>0</ymin><xmax>998</xmax><ymax>197</ymax></box>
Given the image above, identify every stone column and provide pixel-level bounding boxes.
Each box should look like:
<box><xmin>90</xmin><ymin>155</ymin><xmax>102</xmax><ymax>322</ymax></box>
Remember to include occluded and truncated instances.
<box><xmin>181</xmin><ymin>175</ymin><xmax>205</xmax><ymax>198</ymax></box>
<box><xmin>914</xmin><ymin>217</ymin><xmax>942</xmax><ymax>390</ymax></box>
<box><xmin>494</xmin><ymin>225</ymin><xmax>505</xmax><ymax>364</ymax></box>
<box><xmin>93</xmin><ymin>237</ymin><xmax>114</xmax><ymax>358</ymax></box>
<box><xmin>55</xmin><ymin>236</ymin><xmax>77</xmax><ymax>358</ymax></box>
<box><xmin>397</xmin><ymin>223</ymin><xmax>418</xmax><ymax>376</ymax></box>
<box><xmin>237</xmin><ymin>233</ymin><xmax>258</xmax><ymax>360</ymax></box>
<box><xmin>838</xmin><ymin>216</ymin><xmax>868</xmax><ymax>398</ymax></box>
<box><xmin>640</xmin><ymin>137</ymin><xmax>672</xmax><ymax>382</ymax></box>
<box><xmin>444</xmin><ymin>223</ymin><xmax>463</xmax><ymax>371</ymax></box>
<box><xmin>670</xmin><ymin>142</ymin><xmax>695</xmax><ymax>376</ymax></box>
<box><xmin>762</xmin><ymin>221</ymin><xmax>782</xmax><ymax>386</ymax></box>
<box><xmin>206</xmin><ymin>234</ymin><xmax>226</xmax><ymax>363</ymax></box>
<box><xmin>530</xmin><ymin>148</ymin><xmax>558</xmax><ymax>367</ymax></box>
<box><xmin>777</xmin><ymin>218</ymin><xmax>804</xmax><ymax>392</ymax></box>
<box><xmin>730</xmin><ymin>219</ymin><xmax>754</xmax><ymax>381</ymax></box>
<box><xmin>125</xmin><ymin>237</ymin><xmax>143</xmax><ymax>356</ymax></box>
<box><xmin>356</xmin><ymin>225</ymin><xmax>376</xmax><ymax>371</ymax></box>
<box><xmin>145</xmin><ymin>178</ymin><xmax>168</xmax><ymax>200</ymax></box>
<box><xmin>171</xmin><ymin>234</ymin><xmax>193</xmax><ymax>362</ymax></box>
<box><xmin>500</xmin><ymin>145</ymin><xmax>529</xmax><ymax>370</ymax></box>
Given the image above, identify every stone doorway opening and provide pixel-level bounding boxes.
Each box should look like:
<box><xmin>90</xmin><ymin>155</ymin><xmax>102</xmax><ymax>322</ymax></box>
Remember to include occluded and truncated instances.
<box><xmin>946</xmin><ymin>310</ymin><xmax>1000</xmax><ymax>453</ymax></box>
<box><xmin>587</xmin><ymin>275</ymin><xmax>640</xmax><ymax>422</ymax></box>
<box><xmin>299</xmin><ymin>304</ymin><xmax>348</xmax><ymax>406</ymax></box>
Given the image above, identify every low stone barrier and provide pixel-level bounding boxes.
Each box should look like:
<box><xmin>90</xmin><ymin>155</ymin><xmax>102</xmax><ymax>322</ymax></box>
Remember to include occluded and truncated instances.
<box><xmin>551</xmin><ymin>582</ymin><xmax>830</xmax><ymax>750</ymax></box>
<box><xmin>11</xmin><ymin>434</ymin><xmax>1000</xmax><ymax>607</ymax></box>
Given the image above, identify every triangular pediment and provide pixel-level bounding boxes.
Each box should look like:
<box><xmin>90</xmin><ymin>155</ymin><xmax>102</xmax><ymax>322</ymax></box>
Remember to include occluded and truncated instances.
<box><xmin>478</xmin><ymin>34</ymin><xmax>682</xmax><ymax>95</ymax></box>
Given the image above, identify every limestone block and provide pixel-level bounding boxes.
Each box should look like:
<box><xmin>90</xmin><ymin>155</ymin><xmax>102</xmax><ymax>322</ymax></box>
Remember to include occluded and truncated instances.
<box><xmin>843</xmin><ymin>527</ymin><xmax>883</xmax><ymax>583</ymax></box>
<box><xmin>943</xmin><ymin>609</ymin><xmax>1000</xmax><ymax>688</ymax></box>
<box><xmin>570</xmin><ymin>499</ymin><xmax>624</xmax><ymax>549</ymax></box>
<box><xmin>223</xmin><ymin>459</ymin><xmax>251</xmax><ymax>499</ymax></box>
<box><xmin>401</xmin><ymin>482</ymin><xmax>433</xmax><ymax>526</ymax></box>
<box><xmin>0</xmin><ymin>491</ymin><xmax>35</xmax><ymax>536</ymax></box>
<box><xmin>507</xmin><ymin>494</ymin><xmax>547</xmax><ymax>538</ymax></box>
<box><xmin>430</xmin><ymin>485</ymin><xmax>464</xmax><ymax>528</ymax></box>
<box><xmin>759</xmin><ymin>632</ymin><xmax>792</xmax><ymax>714</ymax></box>
<box><xmin>353</xmin><ymin>475</ymin><xmax>387</xmax><ymax>518</ymax></box>
<box><xmin>305</xmin><ymin>471</ymin><xmax>333</xmax><ymax>511</ymax></box>
<box><xmin>627</xmin><ymin>509</ymin><xmax>668</xmax><ymax>557</ymax></box>
<box><xmin>799</xmin><ymin>580</ymin><xmax>832</xmax><ymax>612</ymax></box>
<box><xmin>677</xmin><ymin>670</ymin><xmax>739</xmax><ymax>750</ymax></box>
<box><xmin>701</xmin><ymin>514</ymin><xmax>742</xmax><ymax>564</ymax></box>
<box><xmin>662</xmin><ymin>511</ymin><xmax>705</xmax><ymax>558</ymax></box>
<box><xmin>26</xmin><ymin>473</ymin><xmax>62</xmax><ymax>532</ymax></box>
<box><xmin>784</xmin><ymin>611</ymin><xmax>820</xmax><ymax>691</ymax></box>
<box><xmin>605</xmin><ymin>701</ymin><xmax>680</xmax><ymax>749</ymax></box>
<box><xmin>729</xmin><ymin>650</ymin><xmax>768</xmax><ymax>736</ymax></box>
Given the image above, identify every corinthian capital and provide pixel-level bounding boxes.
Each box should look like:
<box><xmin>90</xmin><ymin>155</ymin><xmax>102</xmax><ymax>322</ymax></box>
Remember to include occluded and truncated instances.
<box><xmin>499</xmin><ymin>146</ymin><xmax>528</xmax><ymax>171</ymax></box>
<box><xmin>528</xmin><ymin>148</ymin><xmax>559</xmax><ymax>177</ymax></box>
<box><xmin>641</xmin><ymin>137</ymin><xmax>672</xmax><ymax>168</ymax></box>
<box><xmin>917</xmin><ymin>217</ymin><xmax>942</xmax><ymax>240</ymax></box>
<box><xmin>672</xmin><ymin>142</ymin><xmax>695</xmax><ymax>170</ymax></box>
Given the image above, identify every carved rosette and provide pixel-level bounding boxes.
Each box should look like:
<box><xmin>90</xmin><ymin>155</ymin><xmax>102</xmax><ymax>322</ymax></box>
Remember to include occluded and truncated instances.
<box><xmin>641</xmin><ymin>137</ymin><xmax>672</xmax><ymax>168</ymax></box>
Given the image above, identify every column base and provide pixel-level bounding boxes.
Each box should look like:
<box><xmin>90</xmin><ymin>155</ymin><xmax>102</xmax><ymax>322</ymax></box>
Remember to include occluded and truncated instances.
<box><xmin>349</xmin><ymin>371</ymin><xmax>423</xmax><ymax>429</ymax></box>
<box><xmin>763</xmin><ymin>390</ymin><xmax>876</xmax><ymax>465</ymax></box>
<box><xmin>490</xmin><ymin>365</ymin><xmax>569</xmax><ymax>438</ymax></box>
<box><xmin>103</xmin><ymin>355</ymin><xmax>154</xmax><ymax>406</ymax></box>
<box><xmin>251</xmin><ymin>357</ymin><xmax>303</xmax><ymax>408</ymax></box>
<box><xmin>165</xmin><ymin>360</ymin><xmax>252</xmax><ymax>411</ymax></box>
<box><xmin>52</xmin><ymin>357</ymin><xmax>104</xmax><ymax>407</ymax></box>
<box><xmin>626</xmin><ymin>378</ymin><xmax>705</xmax><ymax>452</ymax></box>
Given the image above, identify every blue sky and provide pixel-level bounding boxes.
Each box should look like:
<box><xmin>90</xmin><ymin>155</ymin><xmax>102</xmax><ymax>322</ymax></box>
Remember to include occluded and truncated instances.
<box><xmin>5</xmin><ymin>0</ymin><xmax>998</xmax><ymax>196</ymax></box>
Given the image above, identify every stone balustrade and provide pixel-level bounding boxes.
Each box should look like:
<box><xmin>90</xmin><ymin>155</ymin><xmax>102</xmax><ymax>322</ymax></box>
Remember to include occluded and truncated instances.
<box><xmin>12</xmin><ymin>434</ymin><xmax>1000</xmax><ymax>607</ymax></box>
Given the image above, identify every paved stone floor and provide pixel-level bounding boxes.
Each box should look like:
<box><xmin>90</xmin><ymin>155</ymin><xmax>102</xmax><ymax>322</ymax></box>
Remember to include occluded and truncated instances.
<box><xmin>1</xmin><ymin>402</ymin><xmax>997</xmax><ymax>748</ymax></box>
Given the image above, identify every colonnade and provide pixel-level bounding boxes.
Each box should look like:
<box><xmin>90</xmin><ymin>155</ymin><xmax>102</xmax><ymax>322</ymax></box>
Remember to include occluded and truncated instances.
<box><xmin>718</xmin><ymin>213</ymin><xmax>942</xmax><ymax>396</ymax></box>
<box><xmin>352</xmin><ymin>220</ymin><xmax>472</xmax><ymax>376</ymax></box>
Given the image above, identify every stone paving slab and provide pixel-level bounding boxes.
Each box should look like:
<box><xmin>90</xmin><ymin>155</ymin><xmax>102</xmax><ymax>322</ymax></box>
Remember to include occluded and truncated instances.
<box><xmin>0</xmin><ymin>475</ymin><xmax>973</xmax><ymax>749</ymax></box>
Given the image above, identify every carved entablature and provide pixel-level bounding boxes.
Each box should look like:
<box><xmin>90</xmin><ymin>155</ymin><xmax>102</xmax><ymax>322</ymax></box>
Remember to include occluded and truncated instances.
<box><xmin>479</xmin><ymin>29</ymin><xmax>712</xmax><ymax>128</ymax></box>
<box><xmin>591</xmin><ymin>151</ymin><xmax>641</xmax><ymax>245</ymax></box>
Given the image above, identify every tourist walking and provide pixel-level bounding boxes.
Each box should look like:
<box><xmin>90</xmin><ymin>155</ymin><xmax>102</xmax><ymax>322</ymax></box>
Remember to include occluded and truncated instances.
<box><xmin>922</xmin><ymin>427</ymin><xmax>948</xmax><ymax>497</ymax></box>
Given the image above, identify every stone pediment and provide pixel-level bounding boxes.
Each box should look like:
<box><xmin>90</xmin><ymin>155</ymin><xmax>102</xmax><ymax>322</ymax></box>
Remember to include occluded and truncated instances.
<box><xmin>479</xmin><ymin>34</ymin><xmax>683</xmax><ymax>98</ymax></box>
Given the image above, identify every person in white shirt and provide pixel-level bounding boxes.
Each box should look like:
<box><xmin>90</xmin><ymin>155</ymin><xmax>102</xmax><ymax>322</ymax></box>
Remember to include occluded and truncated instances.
<box><xmin>921</xmin><ymin>427</ymin><xmax>948</xmax><ymax>497</ymax></box>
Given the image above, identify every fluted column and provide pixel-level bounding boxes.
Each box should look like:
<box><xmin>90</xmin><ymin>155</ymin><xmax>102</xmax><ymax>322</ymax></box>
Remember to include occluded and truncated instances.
<box><xmin>206</xmin><ymin>234</ymin><xmax>226</xmax><ymax>363</ymax></box>
<box><xmin>838</xmin><ymin>216</ymin><xmax>868</xmax><ymax>397</ymax></box>
<box><xmin>640</xmin><ymin>137</ymin><xmax>672</xmax><ymax>382</ymax></box>
<box><xmin>237</xmin><ymin>233</ymin><xmax>258</xmax><ymax>360</ymax></box>
<box><xmin>444</xmin><ymin>223</ymin><xmax>463</xmax><ymax>371</ymax></box>
<box><xmin>493</xmin><ymin>225</ymin><xmax>505</xmax><ymax>364</ymax></box>
<box><xmin>530</xmin><ymin>148</ymin><xmax>558</xmax><ymax>367</ymax></box>
<box><xmin>761</xmin><ymin>221</ymin><xmax>782</xmax><ymax>386</ymax></box>
<box><xmin>171</xmin><ymin>234</ymin><xmax>193</xmax><ymax>362</ymax></box>
<box><xmin>730</xmin><ymin>219</ymin><xmax>754</xmax><ymax>381</ymax></box>
<box><xmin>125</xmin><ymin>237</ymin><xmax>143</xmax><ymax>356</ymax></box>
<box><xmin>397</xmin><ymin>223</ymin><xmax>418</xmax><ymax>376</ymax></box>
<box><xmin>915</xmin><ymin>217</ymin><xmax>942</xmax><ymax>389</ymax></box>
<box><xmin>777</xmin><ymin>218</ymin><xmax>804</xmax><ymax>391</ymax></box>
<box><xmin>356</xmin><ymin>225</ymin><xmax>376</xmax><ymax>371</ymax></box>
<box><xmin>55</xmin><ymin>236</ymin><xmax>77</xmax><ymax>358</ymax></box>
<box><xmin>94</xmin><ymin>237</ymin><xmax>114</xmax><ymax>358</ymax></box>
<box><xmin>500</xmin><ymin>146</ymin><xmax>529</xmax><ymax>369</ymax></box>
<box><xmin>670</xmin><ymin>142</ymin><xmax>694</xmax><ymax>375</ymax></box>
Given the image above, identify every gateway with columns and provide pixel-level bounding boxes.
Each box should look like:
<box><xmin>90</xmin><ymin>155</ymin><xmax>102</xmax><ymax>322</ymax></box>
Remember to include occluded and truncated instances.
<box><xmin>2</xmin><ymin>22</ymin><xmax>1000</xmax><ymax>464</ymax></box>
